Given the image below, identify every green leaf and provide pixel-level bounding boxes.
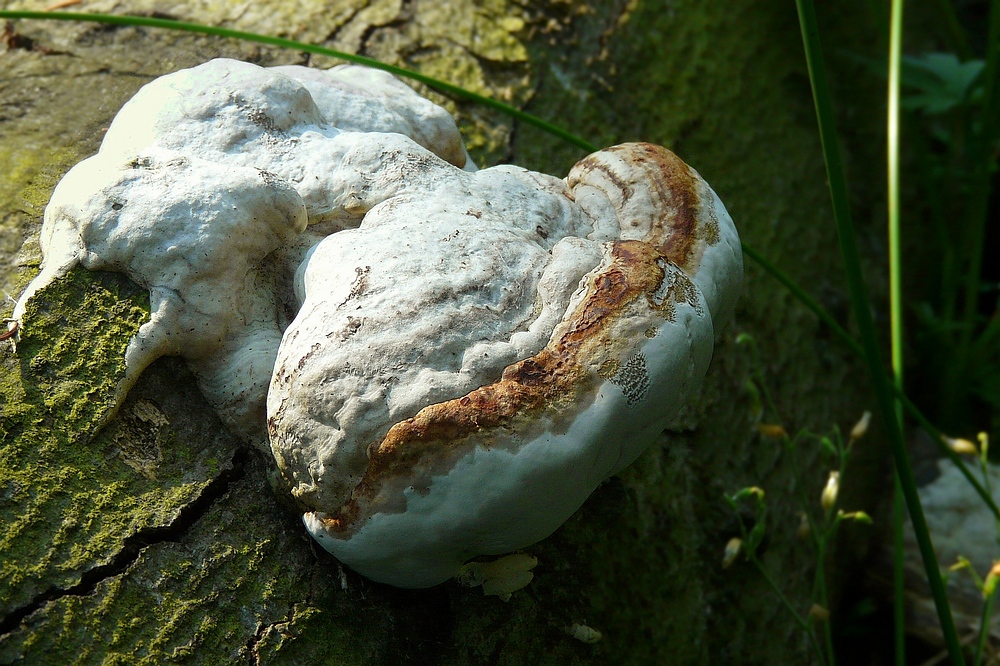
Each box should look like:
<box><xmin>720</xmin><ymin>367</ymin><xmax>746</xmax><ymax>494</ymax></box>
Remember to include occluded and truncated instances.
<box><xmin>900</xmin><ymin>53</ymin><xmax>985</xmax><ymax>114</ymax></box>
<box><xmin>818</xmin><ymin>436</ymin><xmax>837</xmax><ymax>457</ymax></box>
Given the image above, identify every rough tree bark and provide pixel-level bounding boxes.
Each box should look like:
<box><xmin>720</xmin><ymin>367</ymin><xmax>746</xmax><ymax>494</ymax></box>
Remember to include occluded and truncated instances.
<box><xmin>0</xmin><ymin>0</ymin><xmax>887</xmax><ymax>663</ymax></box>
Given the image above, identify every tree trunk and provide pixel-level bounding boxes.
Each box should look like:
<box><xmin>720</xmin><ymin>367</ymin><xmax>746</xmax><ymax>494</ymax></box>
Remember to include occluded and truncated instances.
<box><xmin>0</xmin><ymin>1</ymin><xmax>886</xmax><ymax>663</ymax></box>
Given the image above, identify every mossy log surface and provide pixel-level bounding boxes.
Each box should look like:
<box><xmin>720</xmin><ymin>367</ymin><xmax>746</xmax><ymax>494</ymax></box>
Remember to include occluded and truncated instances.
<box><xmin>1</xmin><ymin>1</ymin><xmax>887</xmax><ymax>663</ymax></box>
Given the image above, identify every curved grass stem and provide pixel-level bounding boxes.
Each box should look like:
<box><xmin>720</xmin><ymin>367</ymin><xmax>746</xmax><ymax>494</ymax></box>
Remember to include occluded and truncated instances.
<box><xmin>0</xmin><ymin>10</ymin><xmax>600</xmax><ymax>154</ymax></box>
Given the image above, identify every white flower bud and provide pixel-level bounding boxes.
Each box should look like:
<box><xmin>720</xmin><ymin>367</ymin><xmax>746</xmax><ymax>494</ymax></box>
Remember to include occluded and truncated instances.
<box><xmin>946</xmin><ymin>437</ymin><xmax>978</xmax><ymax>456</ymax></box>
<box><xmin>821</xmin><ymin>471</ymin><xmax>839</xmax><ymax>512</ymax></box>
<box><xmin>722</xmin><ymin>537</ymin><xmax>743</xmax><ymax>569</ymax></box>
<box><xmin>849</xmin><ymin>411</ymin><xmax>871</xmax><ymax>441</ymax></box>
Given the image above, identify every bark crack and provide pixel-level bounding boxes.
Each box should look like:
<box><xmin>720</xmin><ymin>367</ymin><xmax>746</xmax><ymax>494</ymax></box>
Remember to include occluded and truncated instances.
<box><xmin>357</xmin><ymin>0</ymin><xmax>412</xmax><ymax>56</ymax></box>
<box><xmin>321</xmin><ymin>0</ymin><xmax>372</xmax><ymax>45</ymax></box>
<box><xmin>244</xmin><ymin>611</ymin><xmax>298</xmax><ymax>665</ymax></box>
<box><xmin>245</xmin><ymin>620</ymin><xmax>268</xmax><ymax>666</ymax></box>
<box><xmin>0</xmin><ymin>447</ymin><xmax>249</xmax><ymax>637</ymax></box>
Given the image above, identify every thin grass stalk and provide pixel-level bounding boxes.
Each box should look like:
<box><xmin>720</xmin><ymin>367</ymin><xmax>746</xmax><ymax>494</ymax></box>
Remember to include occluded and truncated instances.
<box><xmin>0</xmin><ymin>10</ymin><xmax>600</xmax><ymax>155</ymax></box>
<box><xmin>887</xmin><ymin>1</ymin><xmax>907</xmax><ymax>662</ymax></box>
<box><xmin>940</xmin><ymin>0</ymin><xmax>999</xmax><ymax>424</ymax></box>
<box><xmin>741</xmin><ymin>242</ymin><xmax>857</xmax><ymax>355</ymax></box>
<box><xmin>792</xmin><ymin>1</ymin><xmax>964</xmax><ymax>663</ymax></box>
<box><xmin>975</xmin><ymin>590</ymin><xmax>996</xmax><ymax>666</ymax></box>
<box><xmin>817</xmin><ymin>450</ymin><xmax>852</xmax><ymax>666</ymax></box>
<box><xmin>887</xmin><ymin>0</ymin><xmax>904</xmax><ymax>396</ymax></box>
<box><xmin>893</xmin><ymin>477</ymin><xmax>906</xmax><ymax>665</ymax></box>
<box><xmin>814</xmin><ymin>533</ymin><xmax>836</xmax><ymax>666</ymax></box>
<box><xmin>976</xmin><ymin>450</ymin><xmax>999</xmax><ymax>666</ymax></box>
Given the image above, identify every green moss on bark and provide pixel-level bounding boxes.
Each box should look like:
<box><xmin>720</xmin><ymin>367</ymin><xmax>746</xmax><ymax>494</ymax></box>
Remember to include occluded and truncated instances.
<box><xmin>0</xmin><ymin>455</ymin><xmax>318</xmax><ymax>665</ymax></box>
<box><xmin>0</xmin><ymin>268</ymin><xmax>242</xmax><ymax>618</ymax></box>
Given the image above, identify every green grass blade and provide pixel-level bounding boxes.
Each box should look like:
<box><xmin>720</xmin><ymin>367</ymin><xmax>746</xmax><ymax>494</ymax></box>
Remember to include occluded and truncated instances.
<box><xmin>793</xmin><ymin>1</ymin><xmax>964</xmax><ymax>663</ymax></box>
<box><xmin>975</xmin><ymin>591</ymin><xmax>995</xmax><ymax>666</ymax></box>
<box><xmin>888</xmin><ymin>0</ymin><xmax>904</xmax><ymax>398</ymax></box>
<box><xmin>887</xmin><ymin>1</ymin><xmax>906</xmax><ymax>662</ymax></box>
<box><xmin>0</xmin><ymin>10</ymin><xmax>599</xmax><ymax>155</ymax></box>
<box><xmin>893</xmin><ymin>476</ymin><xmax>906</xmax><ymax>666</ymax></box>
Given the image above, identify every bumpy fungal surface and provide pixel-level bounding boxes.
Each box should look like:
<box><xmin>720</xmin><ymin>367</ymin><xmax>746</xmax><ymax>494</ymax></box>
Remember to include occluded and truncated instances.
<box><xmin>12</xmin><ymin>58</ymin><xmax>742</xmax><ymax>589</ymax></box>
<box><xmin>12</xmin><ymin>58</ymin><xmax>471</xmax><ymax>444</ymax></box>
<box><xmin>281</xmin><ymin>144</ymin><xmax>740</xmax><ymax>587</ymax></box>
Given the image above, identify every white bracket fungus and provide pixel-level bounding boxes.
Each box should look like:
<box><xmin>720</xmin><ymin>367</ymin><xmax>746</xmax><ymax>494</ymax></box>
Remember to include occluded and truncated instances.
<box><xmin>13</xmin><ymin>58</ymin><xmax>742</xmax><ymax>589</ymax></box>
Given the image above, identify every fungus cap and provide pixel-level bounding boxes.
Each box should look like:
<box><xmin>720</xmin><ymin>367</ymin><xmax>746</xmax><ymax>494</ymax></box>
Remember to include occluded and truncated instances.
<box><xmin>269</xmin><ymin>141</ymin><xmax>740</xmax><ymax>587</ymax></box>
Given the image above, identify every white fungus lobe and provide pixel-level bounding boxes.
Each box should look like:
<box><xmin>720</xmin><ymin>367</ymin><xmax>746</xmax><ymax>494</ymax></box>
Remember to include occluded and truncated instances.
<box><xmin>14</xmin><ymin>58</ymin><xmax>743</xmax><ymax>589</ymax></box>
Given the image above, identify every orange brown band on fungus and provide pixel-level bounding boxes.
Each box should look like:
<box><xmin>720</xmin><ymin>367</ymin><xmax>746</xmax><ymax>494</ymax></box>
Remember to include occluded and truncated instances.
<box><xmin>569</xmin><ymin>142</ymin><xmax>721</xmax><ymax>274</ymax></box>
<box><xmin>320</xmin><ymin>239</ymin><xmax>699</xmax><ymax>536</ymax></box>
